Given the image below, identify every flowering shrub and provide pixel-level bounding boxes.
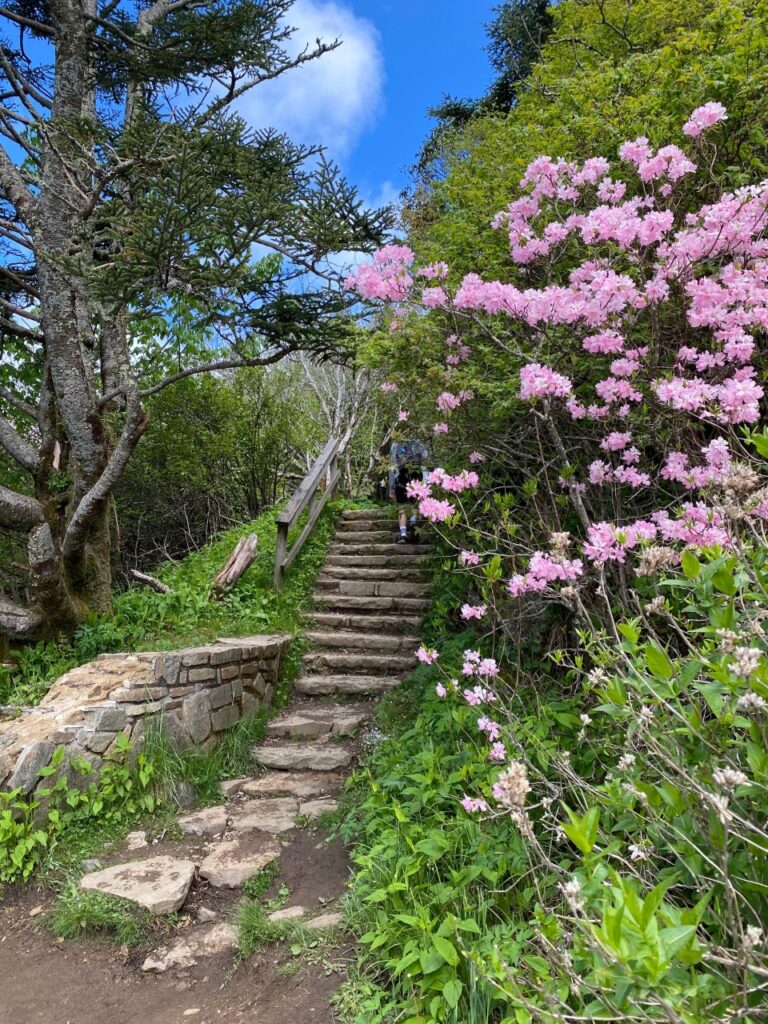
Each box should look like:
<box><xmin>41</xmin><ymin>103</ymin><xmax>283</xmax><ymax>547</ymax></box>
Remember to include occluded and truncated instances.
<box><xmin>345</xmin><ymin>106</ymin><xmax>768</xmax><ymax>1022</ymax></box>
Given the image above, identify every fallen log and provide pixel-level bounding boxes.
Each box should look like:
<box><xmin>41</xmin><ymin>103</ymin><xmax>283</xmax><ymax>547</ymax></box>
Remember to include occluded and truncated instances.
<box><xmin>129</xmin><ymin>569</ymin><xmax>171</xmax><ymax>594</ymax></box>
<box><xmin>212</xmin><ymin>534</ymin><xmax>258</xmax><ymax>595</ymax></box>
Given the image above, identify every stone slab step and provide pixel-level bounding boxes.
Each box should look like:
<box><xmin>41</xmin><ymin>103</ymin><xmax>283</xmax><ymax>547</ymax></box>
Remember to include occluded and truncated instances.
<box><xmin>80</xmin><ymin>856</ymin><xmax>196</xmax><ymax>915</ymax></box>
<box><xmin>325</xmin><ymin>553</ymin><xmax>433</xmax><ymax>569</ymax></box>
<box><xmin>320</xmin><ymin>565</ymin><xmax>430</xmax><ymax>582</ymax></box>
<box><xmin>304</xmin><ymin>651</ymin><xmax>415</xmax><ymax>675</ymax></box>
<box><xmin>267</xmin><ymin>705</ymin><xmax>368</xmax><ymax>739</ymax></box>
<box><xmin>295</xmin><ymin>674</ymin><xmax>399</xmax><ymax>696</ymax></box>
<box><xmin>306</xmin><ymin>612</ymin><xmax>424</xmax><ymax>635</ymax></box>
<box><xmin>337</xmin><ymin>520</ymin><xmax>398</xmax><ymax>533</ymax></box>
<box><xmin>328</xmin><ymin>542</ymin><xmax>433</xmax><ymax>557</ymax></box>
<box><xmin>238</xmin><ymin>771</ymin><xmax>346</xmax><ymax>799</ymax></box>
<box><xmin>199</xmin><ymin>834</ymin><xmax>282</xmax><ymax>888</ymax></box>
<box><xmin>317</xmin><ymin>578</ymin><xmax>431</xmax><ymax>598</ymax></box>
<box><xmin>313</xmin><ymin>593</ymin><xmax>431</xmax><ymax>613</ymax></box>
<box><xmin>253</xmin><ymin>742</ymin><xmax>352</xmax><ymax>772</ymax></box>
<box><xmin>335</xmin><ymin>529</ymin><xmax>400</xmax><ymax>544</ymax></box>
<box><xmin>305</xmin><ymin>630</ymin><xmax>420</xmax><ymax>652</ymax></box>
<box><xmin>341</xmin><ymin>508</ymin><xmax>392</xmax><ymax>521</ymax></box>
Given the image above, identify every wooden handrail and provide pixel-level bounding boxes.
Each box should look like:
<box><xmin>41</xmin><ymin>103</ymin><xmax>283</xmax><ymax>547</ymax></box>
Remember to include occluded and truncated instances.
<box><xmin>273</xmin><ymin>427</ymin><xmax>352</xmax><ymax>590</ymax></box>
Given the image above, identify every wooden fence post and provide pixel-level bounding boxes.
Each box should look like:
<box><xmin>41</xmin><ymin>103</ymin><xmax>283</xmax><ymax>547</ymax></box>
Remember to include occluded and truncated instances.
<box><xmin>274</xmin><ymin>521</ymin><xmax>288</xmax><ymax>591</ymax></box>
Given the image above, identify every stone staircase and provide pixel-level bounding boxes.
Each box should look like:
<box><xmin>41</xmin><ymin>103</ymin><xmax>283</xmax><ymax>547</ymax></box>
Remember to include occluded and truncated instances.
<box><xmin>252</xmin><ymin>505</ymin><xmax>432</xmax><ymax>764</ymax></box>
<box><xmin>75</xmin><ymin>506</ymin><xmax>432</xmax><ymax>978</ymax></box>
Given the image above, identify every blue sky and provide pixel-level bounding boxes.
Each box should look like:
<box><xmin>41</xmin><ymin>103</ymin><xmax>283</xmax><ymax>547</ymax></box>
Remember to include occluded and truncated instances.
<box><xmin>237</xmin><ymin>0</ymin><xmax>498</xmax><ymax>209</ymax></box>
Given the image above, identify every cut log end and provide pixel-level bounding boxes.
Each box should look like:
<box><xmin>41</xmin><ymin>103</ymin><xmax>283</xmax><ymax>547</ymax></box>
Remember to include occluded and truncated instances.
<box><xmin>211</xmin><ymin>534</ymin><xmax>258</xmax><ymax>595</ymax></box>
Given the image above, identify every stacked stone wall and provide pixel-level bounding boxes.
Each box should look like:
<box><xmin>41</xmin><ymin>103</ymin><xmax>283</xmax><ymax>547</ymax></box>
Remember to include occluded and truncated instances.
<box><xmin>0</xmin><ymin>634</ymin><xmax>290</xmax><ymax>795</ymax></box>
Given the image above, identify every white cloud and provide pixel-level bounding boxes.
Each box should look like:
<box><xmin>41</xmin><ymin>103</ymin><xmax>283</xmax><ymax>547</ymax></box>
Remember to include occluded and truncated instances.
<box><xmin>236</xmin><ymin>1</ymin><xmax>384</xmax><ymax>160</ymax></box>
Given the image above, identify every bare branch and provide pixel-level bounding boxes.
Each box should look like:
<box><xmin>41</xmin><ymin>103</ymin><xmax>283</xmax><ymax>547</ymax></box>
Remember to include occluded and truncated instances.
<box><xmin>0</xmin><ymin>6</ymin><xmax>54</xmax><ymax>36</ymax></box>
<box><xmin>0</xmin><ymin>384</ymin><xmax>35</xmax><ymax>418</ymax></box>
<box><xmin>0</xmin><ymin>482</ymin><xmax>43</xmax><ymax>528</ymax></box>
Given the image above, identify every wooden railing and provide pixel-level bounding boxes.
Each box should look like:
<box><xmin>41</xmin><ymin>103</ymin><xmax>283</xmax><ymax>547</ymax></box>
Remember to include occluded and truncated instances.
<box><xmin>273</xmin><ymin>427</ymin><xmax>352</xmax><ymax>590</ymax></box>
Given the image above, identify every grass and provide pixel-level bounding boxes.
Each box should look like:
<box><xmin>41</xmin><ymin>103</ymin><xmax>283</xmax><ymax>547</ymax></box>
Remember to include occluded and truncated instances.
<box><xmin>49</xmin><ymin>882</ymin><xmax>159</xmax><ymax>947</ymax></box>
<box><xmin>1</xmin><ymin>500</ymin><xmax>348</xmax><ymax>707</ymax></box>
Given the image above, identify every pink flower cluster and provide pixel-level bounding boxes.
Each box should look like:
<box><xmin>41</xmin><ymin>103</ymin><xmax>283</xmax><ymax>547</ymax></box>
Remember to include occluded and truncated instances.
<box><xmin>507</xmin><ymin>550</ymin><xmax>583</xmax><ymax>597</ymax></box>
<box><xmin>461</xmin><ymin>603</ymin><xmax>487</xmax><ymax>621</ymax></box>
<box><xmin>683</xmin><ymin>102</ymin><xmax>728</xmax><ymax>138</ymax></box>
<box><xmin>519</xmin><ymin>363</ymin><xmax>573</xmax><ymax>400</ymax></box>
<box><xmin>345</xmin><ymin>245</ymin><xmax>413</xmax><ymax>302</ymax></box>
<box><xmin>462</xmin><ymin>650</ymin><xmax>500</xmax><ymax>680</ymax></box>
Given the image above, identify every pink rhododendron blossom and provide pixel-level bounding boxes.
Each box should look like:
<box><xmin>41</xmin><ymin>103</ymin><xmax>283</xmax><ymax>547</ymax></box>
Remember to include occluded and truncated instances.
<box><xmin>461</xmin><ymin>796</ymin><xmax>488</xmax><ymax>813</ymax></box>
<box><xmin>488</xmin><ymin>742</ymin><xmax>507</xmax><ymax>762</ymax></box>
<box><xmin>469</xmin><ymin>451</ymin><xmax>486</xmax><ymax>464</ymax></box>
<box><xmin>418</xmin><ymin>497</ymin><xmax>455</xmax><ymax>522</ymax></box>
<box><xmin>433</xmin><ymin>422</ymin><xmax>449</xmax><ymax>434</ymax></box>
<box><xmin>435</xmin><ymin>683</ymin><xmax>447</xmax><ymax>698</ymax></box>
<box><xmin>477</xmin><ymin>717</ymin><xmax>501</xmax><ymax>742</ymax></box>
<box><xmin>584</xmin><ymin>520</ymin><xmax>657</xmax><ymax>563</ymax></box>
<box><xmin>417</xmin><ymin>261</ymin><xmax>449</xmax><ymax>280</ymax></box>
<box><xmin>398</xmin><ymin>409</ymin><xmax>409</xmax><ymax>422</ymax></box>
<box><xmin>589</xmin><ymin>460</ymin><xmax>613</xmax><ymax>485</ymax></box>
<box><xmin>417</xmin><ymin>646</ymin><xmax>439</xmax><ymax>665</ymax></box>
<box><xmin>683</xmin><ymin>102</ymin><xmax>728</xmax><ymax>138</ymax></box>
<box><xmin>601</xmin><ymin>431</ymin><xmax>632</xmax><ymax>452</ymax></box>
<box><xmin>582</xmin><ymin>330</ymin><xmax>625</xmax><ymax>354</ymax></box>
<box><xmin>460</xmin><ymin>550</ymin><xmax>480</xmax><ymax>566</ymax></box>
<box><xmin>461</xmin><ymin>603</ymin><xmax>487</xmax><ymax>621</ymax></box>
<box><xmin>422</xmin><ymin>286</ymin><xmax>448</xmax><ymax>308</ymax></box>
<box><xmin>406</xmin><ymin>479</ymin><xmax>432</xmax><ymax>501</ymax></box>
<box><xmin>380</xmin><ymin>381</ymin><xmax>398</xmax><ymax>393</ymax></box>
<box><xmin>520</xmin><ymin>363</ymin><xmax>573</xmax><ymax>400</ymax></box>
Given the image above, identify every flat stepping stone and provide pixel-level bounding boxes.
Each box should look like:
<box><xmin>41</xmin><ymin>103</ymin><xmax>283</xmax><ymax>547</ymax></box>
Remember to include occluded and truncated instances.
<box><xmin>141</xmin><ymin>922</ymin><xmax>238</xmax><ymax>973</ymax></box>
<box><xmin>317</xmin><ymin>579</ymin><xmax>431</xmax><ymax>598</ymax></box>
<box><xmin>199</xmin><ymin>833</ymin><xmax>281</xmax><ymax>888</ymax></box>
<box><xmin>341</xmin><ymin>508</ymin><xmax>392</xmax><ymax>520</ymax></box>
<box><xmin>240</xmin><ymin>771</ymin><xmax>345</xmax><ymax>799</ymax></box>
<box><xmin>307</xmin><ymin>612</ymin><xmax>424</xmax><ymax>634</ymax></box>
<box><xmin>306</xmin><ymin>911</ymin><xmax>344</xmax><ymax>931</ymax></box>
<box><xmin>300</xmin><ymin>798</ymin><xmax>338</xmax><ymax>820</ymax></box>
<box><xmin>177</xmin><ymin>805</ymin><xmax>228</xmax><ymax>837</ymax></box>
<box><xmin>80</xmin><ymin>855</ymin><xmax>195</xmax><ymax>914</ymax></box>
<box><xmin>220</xmin><ymin>776</ymin><xmax>250</xmax><ymax>795</ymax></box>
<box><xmin>253</xmin><ymin>742</ymin><xmax>352</xmax><ymax>772</ymax></box>
<box><xmin>304</xmin><ymin>651</ymin><xmax>415</xmax><ymax>675</ymax></box>
<box><xmin>231</xmin><ymin>797</ymin><xmax>298</xmax><ymax>834</ymax></box>
<box><xmin>267</xmin><ymin>706</ymin><xmax>367</xmax><ymax>739</ymax></box>
<box><xmin>305</xmin><ymin>630</ymin><xmax>420</xmax><ymax>652</ymax></box>
<box><xmin>267</xmin><ymin>905</ymin><xmax>306</xmax><ymax>923</ymax></box>
<box><xmin>327</xmin><ymin>543</ymin><xmax>432</xmax><ymax>557</ymax></box>
<box><xmin>314</xmin><ymin>593</ymin><xmax>431</xmax><ymax>613</ymax></box>
<box><xmin>295</xmin><ymin>674</ymin><xmax>398</xmax><ymax>696</ymax></box>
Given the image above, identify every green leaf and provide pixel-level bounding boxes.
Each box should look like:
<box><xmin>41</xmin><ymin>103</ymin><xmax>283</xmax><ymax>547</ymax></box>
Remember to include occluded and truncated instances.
<box><xmin>432</xmin><ymin>934</ymin><xmax>459</xmax><ymax>966</ymax></box>
<box><xmin>443</xmin><ymin>978</ymin><xmax>463</xmax><ymax>1009</ymax></box>
<box><xmin>645</xmin><ymin>643</ymin><xmax>673</xmax><ymax>681</ymax></box>
<box><xmin>681</xmin><ymin>551</ymin><xmax>701</xmax><ymax>579</ymax></box>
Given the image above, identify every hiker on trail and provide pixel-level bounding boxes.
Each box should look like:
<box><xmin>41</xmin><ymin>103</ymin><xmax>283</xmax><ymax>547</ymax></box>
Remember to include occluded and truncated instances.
<box><xmin>388</xmin><ymin>439</ymin><xmax>429</xmax><ymax>543</ymax></box>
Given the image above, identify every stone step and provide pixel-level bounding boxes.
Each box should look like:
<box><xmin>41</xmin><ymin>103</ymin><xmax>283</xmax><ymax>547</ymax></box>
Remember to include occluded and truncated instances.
<box><xmin>303</xmin><ymin>651</ymin><xmax>416</xmax><ymax>676</ymax></box>
<box><xmin>295</xmin><ymin>674</ymin><xmax>399</xmax><ymax>696</ymax></box>
<box><xmin>306</xmin><ymin>612</ymin><xmax>424</xmax><ymax>635</ymax></box>
<box><xmin>324</xmin><ymin>553</ymin><xmax>433</xmax><ymax>569</ymax></box>
<box><xmin>320</xmin><ymin>565</ymin><xmax>430</xmax><ymax>582</ymax></box>
<box><xmin>237</xmin><ymin>771</ymin><xmax>345</xmax><ymax>799</ymax></box>
<box><xmin>316</xmin><ymin>578</ymin><xmax>431</xmax><ymax>598</ymax></box>
<box><xmin>305</xmin><ymin>630</ymin><xmax>420</xmax><ymax>652</ymax></box>
<box><xmin>327</xmin><ymin>543</ymin><xmax>433</xmax><ymax>557</ymax></box>
<box><xmin>267</xmin><ymin>705</ymin><xmax>368</xmax><ymax>739</ymax></box>
<box><xmin>253</xmin><ymin>742</ymin><xmax>352</xmax><ymax>772</ymax></box>
<box><xmin>313</xmin><ymin>593</ymin><xmax>431</xmax><ymax>614</ymax></box>
<box><xmin>341</xmin><ymin>508</ymin><xmax>392</xmax><ymax>521</ymax></box>
<box><xmin>335</xmin><ymin>529</ymin><xmax>399</xmax><ymax>544</ymax></box>
<box><xmin>337</xmin><ymin>519</ymin><xmax>398</xmax><ymax>533</ymax></box>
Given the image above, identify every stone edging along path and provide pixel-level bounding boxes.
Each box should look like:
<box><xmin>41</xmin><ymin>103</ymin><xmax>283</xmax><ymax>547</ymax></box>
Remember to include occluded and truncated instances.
<box><xmin>0</xmin><ymin>634</ymin><xmax>289</xmax><ymax>796</ymax></box>
<box><xmin>74</xmin><ymin>506</ymin><xmax>433</xmax><ymax>985</ymax></box>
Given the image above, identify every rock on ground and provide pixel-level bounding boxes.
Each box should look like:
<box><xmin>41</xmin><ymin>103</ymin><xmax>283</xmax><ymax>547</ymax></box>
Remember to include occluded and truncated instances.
<box><xmin>177</xmin><ymin>805</ymin><xmax>229</xmax><ymax>837</ymax></box>
<box><xmin>79</xmin><ymin>855</ymin><xmax>196</xmax><ymax>914</ymax></box>
<box><xmin>240</xmin><ymin>771</ymin><xmax>345</xmax><ymax>799</ymax></box>
<box><xmin>198</xmin><ymin>834</ymin><xmax>281</xmax><ymax>888</ymax></box>
<box><xmin>141</xmin><ymin>922</ymin><xmax>238</xmax><ymax>973</ymax></box>
<box><xmin>231</xmin><ymin>797</ymin><xmax>298</xmax><ymax>835</ymax></box>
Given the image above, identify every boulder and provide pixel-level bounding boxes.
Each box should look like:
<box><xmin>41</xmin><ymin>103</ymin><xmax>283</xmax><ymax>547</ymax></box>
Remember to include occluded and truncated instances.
<box><xmin>79</xmin><ymin>855</ymin><xmax>196</xmax><ymax>914</ymax></box>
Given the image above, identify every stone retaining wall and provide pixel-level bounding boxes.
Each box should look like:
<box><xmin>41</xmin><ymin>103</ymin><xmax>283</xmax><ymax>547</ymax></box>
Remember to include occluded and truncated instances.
<box><xmin>0</xmin><ymin>634</ymin><xmax>290</xmax><ymax>796</ymax></box>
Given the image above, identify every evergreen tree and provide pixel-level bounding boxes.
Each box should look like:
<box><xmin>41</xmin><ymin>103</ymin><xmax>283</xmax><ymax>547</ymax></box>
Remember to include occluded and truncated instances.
<box><xmin>0</xmin><ymin>0</ymin><xmax>391</xmax><ymax>639</ymax></box>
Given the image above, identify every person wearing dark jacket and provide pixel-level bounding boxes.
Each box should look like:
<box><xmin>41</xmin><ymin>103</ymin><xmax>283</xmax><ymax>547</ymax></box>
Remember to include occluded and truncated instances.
<box><xmin>388</xmin><ymin>439</ymin><xmax>429</xmax><ymax>543</ymax></box>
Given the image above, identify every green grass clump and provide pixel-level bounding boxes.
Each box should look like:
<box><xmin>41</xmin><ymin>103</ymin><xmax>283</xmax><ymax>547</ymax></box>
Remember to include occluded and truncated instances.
<box><xmin>49</xmin><ymin>882</ymin><xmax>154</xmax><ymax>947</ymax></box>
